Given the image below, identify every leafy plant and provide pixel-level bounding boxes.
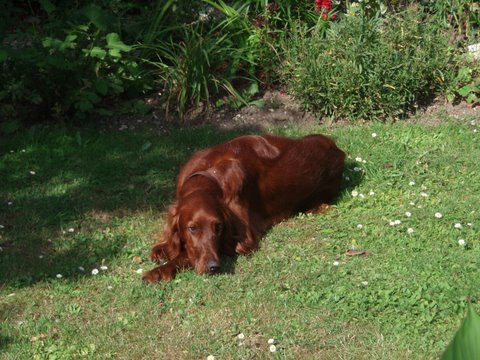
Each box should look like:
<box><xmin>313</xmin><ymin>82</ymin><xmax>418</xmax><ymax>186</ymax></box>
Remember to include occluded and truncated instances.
<box><xmin>283</xmin><ymin>6</ymin><xmax>455</xmax><ymax>122</ymax></box>
<box><xmin>446</xmin><ymin>63</ymin><xmax>480</xmax><ymax>106</ymax></box>
<box><xmin>142</xmin><ymin>0</ymin><xmax>260</xmax><ymax>118</ymax></box>
<box><xmin>442</xmin><ymin>305</ymin><xmax>480</xmax><ymax>360</ymax></box>
<box><xmin>423</xmin><ymin>0</ymin><xmax>480</xmax><ymax>38</ymax></box>
<box><xmin>0</xmin><ymin>3</ymin><xmax>147</xmax><ymax>129</ymax></box>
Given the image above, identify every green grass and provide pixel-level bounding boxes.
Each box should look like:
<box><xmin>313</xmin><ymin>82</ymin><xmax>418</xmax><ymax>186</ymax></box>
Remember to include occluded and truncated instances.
<box><xmin>1</xmin><ymin>117</ymin><xmax>479</xmax><ymax>359</ymax></box>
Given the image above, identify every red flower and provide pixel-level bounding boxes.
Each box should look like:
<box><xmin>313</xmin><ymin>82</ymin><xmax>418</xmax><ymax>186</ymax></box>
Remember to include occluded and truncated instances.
<box><xmin>315</xmin><ymin>0</ymin><xmax>336</xmax><ymax>20</ymax></box>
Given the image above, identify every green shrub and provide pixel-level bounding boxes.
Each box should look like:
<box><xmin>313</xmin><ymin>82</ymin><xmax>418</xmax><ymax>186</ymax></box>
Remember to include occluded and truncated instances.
<box><xmin>0</xmin><ymin>3</ymin><xmax>147</xmax><ymax>129</ymax></box>
<box><xmin>283</xmin><ymin>6</ymin><xmax>455</xmax><ymax>122</ymax></box>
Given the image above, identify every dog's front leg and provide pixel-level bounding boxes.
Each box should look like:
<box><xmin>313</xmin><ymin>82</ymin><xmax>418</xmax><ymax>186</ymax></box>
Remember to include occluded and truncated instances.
<box><xmin>142</xmin><ymin>252</ymin><xmax>190</xmax><ymax>282</ymax></box>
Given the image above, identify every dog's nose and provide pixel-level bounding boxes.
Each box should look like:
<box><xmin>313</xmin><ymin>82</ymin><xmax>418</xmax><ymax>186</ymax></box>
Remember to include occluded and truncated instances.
<box><xmin>207</xmin><ymin>260</ymin><xmax>220</xmax><ymax>273</ymax></box>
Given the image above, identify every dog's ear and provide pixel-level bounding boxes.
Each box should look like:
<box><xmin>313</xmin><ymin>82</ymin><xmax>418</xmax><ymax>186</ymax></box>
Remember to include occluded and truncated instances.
<box><xmin>216</xmin><ymin>159</ymin><xmax>246</xmax><ymax>203</ymax></box>
<box><xmin>161</xmin><ymin>203</ymin><xmax>182</xmax><ymax>259</ymax></box>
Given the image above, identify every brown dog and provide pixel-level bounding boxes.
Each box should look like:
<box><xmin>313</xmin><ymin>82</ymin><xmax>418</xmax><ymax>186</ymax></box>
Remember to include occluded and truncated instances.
<box><xmin>143</xmin><ymin>134</ymin><xmax>345</xmax><ymax>282</ymax></box>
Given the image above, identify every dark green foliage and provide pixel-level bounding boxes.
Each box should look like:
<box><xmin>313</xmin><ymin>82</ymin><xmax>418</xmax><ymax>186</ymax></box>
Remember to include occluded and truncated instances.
<box><xmin>0</xmin><ymin>2</ymin><xmax>148</xmax><ymax>127</ymax></box>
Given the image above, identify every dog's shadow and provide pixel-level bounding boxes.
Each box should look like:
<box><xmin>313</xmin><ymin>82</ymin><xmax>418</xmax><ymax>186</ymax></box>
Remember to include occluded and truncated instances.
<box><xmin>337</xmin><ymin>159</ymin><xmax>365</xmax><ymax>201</ymax></box>
<box><xmin>219</xmin><ymin>255</ymin><xmax>239</xmax><ymax>276</ymax></box>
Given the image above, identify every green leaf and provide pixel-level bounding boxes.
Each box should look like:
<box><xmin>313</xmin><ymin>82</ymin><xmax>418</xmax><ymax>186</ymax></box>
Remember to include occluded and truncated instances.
<box><xmin>38</xmin><ymin>0</ymin><xmax>56</xmax><ymax>15</ymax></box>
<box><xmin>85</xmin><ymin>91</ymin><xmax>101</xmax><ymax>104</ymax></box>
<box><xmin>106</xmin><ymin>33</ymin><xmax>132</xmax><ymax>53</ymax></box>
<box><xmin>466</xmin><ymin>93</ymin><xmax>478</xmax><ymax>104</ymax></box>
<box><xmin>245</xmin><ymin>82</ymin><xmax>259</xmax><ymax>96</ymax></box>
<box><xmin>94</xmin><ymin>79</ymin><xmax>108</xmax><ymax>96</ymax></box>
<box><xmin>141</xmin><ymin>141</ymin><xmax>152</xmax><ymax>152</ymax></box>
<box><xmin>76</xmin><ymin>99</ymin><xmax>93</xmax><ymax>112</ymax></box>
<box><xmin>249</xmin><ymin>99</ymin><xmax>265</xmax><ymax>108</ymax></box>
<box><xmin>446</xmin><ymin>93</ymin><xmax>455</xmax><ymax>103</ymax></box>
<box><xmin>83</xmin><ymin>5</ymin><xmax>112</xmax><ymax>31</ymax></box>
<box><xmin>458</xmin><ymin>85</ymin><xmax>475</xmax><ymax>97</ymax></box>
<box><xmin>441</xmin><ymin>305</ymin><xmax>480</xmax><ymax>360</ymax></box>
<box><xmin>108</xmin><ymin>48</ymin><xmax>121</xmax><ymax>58</ymax></box>
<box><xmin>88</xmin><ymin>46</ymin><xmax>107</xmax><ymax>59</ymax></box>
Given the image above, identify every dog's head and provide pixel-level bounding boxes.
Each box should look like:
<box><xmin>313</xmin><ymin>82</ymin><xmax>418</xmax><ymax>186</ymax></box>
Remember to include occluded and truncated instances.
<box><xmin>164</xmin><ymin>193</ymin><xmax>225</xmax><ymax>275</ymax></box>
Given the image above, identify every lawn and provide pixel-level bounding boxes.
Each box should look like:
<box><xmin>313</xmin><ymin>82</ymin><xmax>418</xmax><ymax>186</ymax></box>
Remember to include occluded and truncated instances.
<box><xmin>1</xmin><ymin>115</ymin><xmax>479</xmax><ymax>359</ymax></box>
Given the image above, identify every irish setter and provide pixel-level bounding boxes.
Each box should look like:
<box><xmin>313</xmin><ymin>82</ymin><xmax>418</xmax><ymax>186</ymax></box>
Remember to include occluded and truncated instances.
<box><xmin>143</xmin><ymin>134</ymin><xmax>345</xmax><ymax>282</ymax></box>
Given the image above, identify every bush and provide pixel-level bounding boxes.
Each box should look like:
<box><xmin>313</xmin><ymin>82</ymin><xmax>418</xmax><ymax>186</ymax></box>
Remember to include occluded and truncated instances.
<box><xmin>0</xmin><ymin>3</ymin><xmax>148</xmax><ymax>129</ymax></box>
<box><xmin>283</xmin><ymin>6</ymin><xmax>455</xmax><ymax>122</ymax></box>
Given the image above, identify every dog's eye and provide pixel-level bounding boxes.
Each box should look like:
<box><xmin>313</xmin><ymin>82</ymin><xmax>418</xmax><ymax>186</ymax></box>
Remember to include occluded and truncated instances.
<box><xmin>187</xmin><ymin>225</ymin><xmax>199</xmax><ymax>234</ymax></box>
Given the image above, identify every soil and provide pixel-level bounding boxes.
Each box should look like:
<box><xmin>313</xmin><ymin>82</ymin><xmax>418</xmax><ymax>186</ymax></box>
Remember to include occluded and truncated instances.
<box><xmin>107</xmin><ymin>91</ymin><xmax>479</xmax><ymax>134</ymax></box>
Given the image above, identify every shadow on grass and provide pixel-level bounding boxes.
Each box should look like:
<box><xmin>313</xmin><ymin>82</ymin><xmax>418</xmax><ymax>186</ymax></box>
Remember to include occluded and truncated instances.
<box><xmin>0</xmin><ymin>124</ymin><xmax>356</xmax><ymax>287</ymax></box>
<box><xmin>0</xmin><ymin>125</ymin><xmax>250</xmax><ymax>288</ymax></box>
<box><xmin>336</xmin><ymin>158</ymin><xmax>365</xmax><ymax>202</ymax></box>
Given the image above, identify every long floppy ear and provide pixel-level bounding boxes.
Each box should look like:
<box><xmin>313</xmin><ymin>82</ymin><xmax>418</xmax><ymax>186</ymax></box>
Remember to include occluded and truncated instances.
<box><xmin>151</xmin><ymin>203</ymin><xmax>181</xmax><ymax>262</ymax></box>
<box><xmin>215</xmin><ymin>159</ymin><xmax>246</xmax><ymax>203</ymax></box>
<box><xmin>162</xmin><ymin>203</ymin><xmax>181</xmax><ymax>259</ymax></box>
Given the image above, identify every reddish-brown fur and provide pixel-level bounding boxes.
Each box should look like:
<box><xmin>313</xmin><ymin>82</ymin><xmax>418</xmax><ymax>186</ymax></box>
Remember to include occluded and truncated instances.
<box><xmin>143</xmin><ymin>134</ymin><xmax>345</xmax><ymax>282</ymax></box>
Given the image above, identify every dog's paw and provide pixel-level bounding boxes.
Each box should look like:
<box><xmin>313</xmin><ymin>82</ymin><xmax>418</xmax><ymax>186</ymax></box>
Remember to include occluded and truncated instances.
<box><xmin>142</xmin><ymin>265</ymin><xmax>176</xmax><ymax>283</ymax></box>
<box><xmin>150</xmin><ymin>244</ymin><xmax>168</xmax><ymax>263</ymax></box>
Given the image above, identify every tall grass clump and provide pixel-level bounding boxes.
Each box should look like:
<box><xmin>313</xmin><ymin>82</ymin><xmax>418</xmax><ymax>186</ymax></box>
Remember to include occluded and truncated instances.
<box><xmin>283</xmin><ymin>6</ymin><xmax>455</xmax><ymax>122</ymax></box>
<box><xmin>141</xmin><ymin>1</ymin><xmax>262</xmax><ymax>118</ymax></box>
